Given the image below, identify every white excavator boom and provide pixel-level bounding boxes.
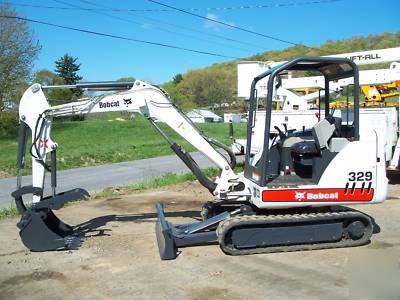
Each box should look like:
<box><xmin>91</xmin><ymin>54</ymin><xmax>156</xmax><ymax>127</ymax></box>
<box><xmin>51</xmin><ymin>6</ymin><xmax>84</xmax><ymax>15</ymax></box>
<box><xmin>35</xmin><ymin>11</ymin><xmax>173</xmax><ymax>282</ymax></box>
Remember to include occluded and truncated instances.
<box><xmin>18</xmin><ymin>81</ymin><xmax>242</xmax><ymax>203</ymax></box>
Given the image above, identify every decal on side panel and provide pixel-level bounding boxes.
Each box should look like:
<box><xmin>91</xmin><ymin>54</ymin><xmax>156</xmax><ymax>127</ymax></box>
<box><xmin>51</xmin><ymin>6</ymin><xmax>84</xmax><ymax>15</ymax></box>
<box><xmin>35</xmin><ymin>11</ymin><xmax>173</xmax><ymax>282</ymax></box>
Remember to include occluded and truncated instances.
<box><xmin>262</xmin><ymin>188</ymin><xmax>374</xmax><ymax>202</ymax></box>
<box><xmin>39</xmin><ymin>138</ymin><xmax>49</xmax><ymax>149</ymax></box>
<box><xmin>123</xmin><ymin>98</ymin><xmax>132</xmax><ymax>107</ymax></box>
<box><xmin>99</xmin><ymin>101</ymin><xmax>120</xmax><ymax>109</ymax></box>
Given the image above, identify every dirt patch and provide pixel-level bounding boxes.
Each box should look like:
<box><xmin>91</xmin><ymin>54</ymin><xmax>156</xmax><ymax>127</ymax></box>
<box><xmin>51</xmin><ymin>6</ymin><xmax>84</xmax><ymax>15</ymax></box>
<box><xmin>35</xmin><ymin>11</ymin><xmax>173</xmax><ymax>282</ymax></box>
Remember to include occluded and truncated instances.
<box><xmin>0</xmin><ymin>181</ymin><xmax>399</xmax><ymax>299</ymax></box>
<box><xmin>366</xmin><ymin>240</ymin><xmax>400</xmax><ymax>249</ymax></box>
<box><xmin>98</xmin><ymin>190</ymin><xmax>205</xmax><ymax>212</ymax></box>
<box><xmin>189</xmin><ymin>286</ymin><xmax>235</xmax><ymax>300</ymax></box>
<box><xmin>1</xmin><ymin>270</ymin><xmax>66</xmax><ymax>286</ymax></box>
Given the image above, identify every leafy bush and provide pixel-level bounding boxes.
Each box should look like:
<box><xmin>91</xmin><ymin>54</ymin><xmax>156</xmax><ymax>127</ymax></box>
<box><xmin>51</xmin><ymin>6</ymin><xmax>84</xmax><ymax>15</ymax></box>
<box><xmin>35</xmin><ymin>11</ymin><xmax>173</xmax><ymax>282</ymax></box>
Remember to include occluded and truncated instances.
<box><xmin>0</xmin><ymin>112</ymin><xmax>18</xmax><ymax>137</ymax></box>
<box><xmin>70</xmin><ymin>114</ymin><xmax>85</xmax><ymax>122</ymax></box>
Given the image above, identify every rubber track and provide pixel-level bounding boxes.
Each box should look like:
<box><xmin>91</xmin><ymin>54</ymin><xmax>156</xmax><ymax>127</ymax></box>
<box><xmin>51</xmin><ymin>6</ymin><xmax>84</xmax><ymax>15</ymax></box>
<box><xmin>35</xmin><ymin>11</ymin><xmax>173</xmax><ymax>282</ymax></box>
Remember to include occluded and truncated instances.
<box><xmin>216</xmin><ymin>208</ymin><xmax>373</xmax><ymax>256</ymax></box>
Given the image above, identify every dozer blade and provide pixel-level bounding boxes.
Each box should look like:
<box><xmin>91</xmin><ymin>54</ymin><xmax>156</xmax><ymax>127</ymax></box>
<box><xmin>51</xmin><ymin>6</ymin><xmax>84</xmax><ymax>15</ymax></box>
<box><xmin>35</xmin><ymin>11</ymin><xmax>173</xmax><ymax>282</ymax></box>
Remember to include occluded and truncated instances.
<box><xmin>155</xmin><ymin>203</ymin><xmax>178</xmax><ymax>260</ymax></box>
<box><xmin>155</xmin><ymin>202</ymin><xmax>230</xmax><ymax>260</ymax></box>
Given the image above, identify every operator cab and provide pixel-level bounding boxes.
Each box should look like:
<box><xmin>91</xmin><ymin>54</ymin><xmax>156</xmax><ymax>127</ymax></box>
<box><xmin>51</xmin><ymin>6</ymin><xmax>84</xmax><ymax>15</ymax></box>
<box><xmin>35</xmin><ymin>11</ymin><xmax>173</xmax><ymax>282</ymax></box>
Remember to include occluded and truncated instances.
<box><xmin>244</xmin><ymin>57</ymin><xmax>360</xmax><ymax>186</ymax></box>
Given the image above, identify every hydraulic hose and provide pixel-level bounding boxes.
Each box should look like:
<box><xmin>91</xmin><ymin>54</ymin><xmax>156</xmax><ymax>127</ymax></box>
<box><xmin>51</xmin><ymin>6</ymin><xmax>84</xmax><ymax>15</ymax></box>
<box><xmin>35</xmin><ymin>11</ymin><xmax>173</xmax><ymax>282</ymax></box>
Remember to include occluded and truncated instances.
<box><xmin>203</xmin><ymin>136</ymin><xmax>237</xmax><ymax>169</ymax></box>
<box><xmin>170</xmin><ymin>143</ymin><xmax>217</xmax><ymax>194</ymax></box>
<box><xmin>148</xmin><ymin>117</ymin><xmax>218</xmax><ymax>194</ymax></box>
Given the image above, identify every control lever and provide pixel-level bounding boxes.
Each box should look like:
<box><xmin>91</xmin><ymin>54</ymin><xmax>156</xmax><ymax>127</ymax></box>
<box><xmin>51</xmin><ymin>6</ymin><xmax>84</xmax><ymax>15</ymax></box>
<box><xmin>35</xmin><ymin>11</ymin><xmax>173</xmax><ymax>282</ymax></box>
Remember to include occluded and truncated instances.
<box><xmin>274</xmin><ymin>126</ymin><xmax>286</xmax><ymax>140</ymax></box>
<box><xmin>282</xmin><ymin>123</ymin><xmax>288</xmax><ymax>134</ymax></box>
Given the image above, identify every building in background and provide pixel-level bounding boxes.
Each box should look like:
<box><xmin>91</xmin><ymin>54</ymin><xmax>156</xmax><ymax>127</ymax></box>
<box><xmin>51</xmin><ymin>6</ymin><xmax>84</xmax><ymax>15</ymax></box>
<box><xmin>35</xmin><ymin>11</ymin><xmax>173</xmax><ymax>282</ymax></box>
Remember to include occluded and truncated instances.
<box><xmin>187</xmin><ymin>109</ymin><xmax>222</xmax><ymax>123</ymax></box>
<box><xmin>224</xmin><ymin>113</ymin><xmax>243</xmax><ymax>123</ymax></box>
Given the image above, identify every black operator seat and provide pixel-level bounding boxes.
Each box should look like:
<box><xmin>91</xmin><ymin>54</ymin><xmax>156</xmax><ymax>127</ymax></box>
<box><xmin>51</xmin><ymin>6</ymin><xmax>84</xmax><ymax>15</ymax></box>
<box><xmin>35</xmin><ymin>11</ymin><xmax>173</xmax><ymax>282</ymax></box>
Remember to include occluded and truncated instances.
<box><xmin>312</xmin><ymin>117</ymin><xmax>336</xmax><ymax>152</ymax></box>
<box><xmin>291</xmin><ymin>116</ymin><xmax>339</xmax><ymax>155</ymax></box>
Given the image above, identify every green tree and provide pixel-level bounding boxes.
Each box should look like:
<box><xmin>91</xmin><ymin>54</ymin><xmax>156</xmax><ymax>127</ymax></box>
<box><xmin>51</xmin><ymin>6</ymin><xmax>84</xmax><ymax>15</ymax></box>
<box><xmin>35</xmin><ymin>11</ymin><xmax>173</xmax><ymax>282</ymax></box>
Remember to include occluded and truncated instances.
<box><xmin>0</xmin><ymin>3</ymin><xmax>41</xmax><ymax>111</ymax></box>
<box><xmin>162</xmin><ymin>81</ymin><xmax>194</xmax><ymax>110</ymax></box>
<box><xmin>172</xmin><ymin>74</ymin><xmax>183</xmax><ymax>84</ymax></box>
<box><xmin>33</xmin><ymin>69</ymin><xmax>75</xmax><ymax>103</ymax></box>
<box><xmin>117</xmin><ymin>76</ymin><xmax>135</xmax><ymax>82</ymax></box>
<box><xmin>34</xmin><ymin>69</ymin><xmax>62</xmax><ymax>86</ymax></box>
<box><xmin>179</xmin><ymin>68</ymin><xmax>235</xmax><ymax>108</ymax></box>
<box><xmin>55</xmin><ymin>54</ymin><xmax>82</xmax><ymax>85</ymax></box>
<box><xmin>54</xmin><ymin>54</ymin><xmax>83</xmax><ymax>100</ymax></box>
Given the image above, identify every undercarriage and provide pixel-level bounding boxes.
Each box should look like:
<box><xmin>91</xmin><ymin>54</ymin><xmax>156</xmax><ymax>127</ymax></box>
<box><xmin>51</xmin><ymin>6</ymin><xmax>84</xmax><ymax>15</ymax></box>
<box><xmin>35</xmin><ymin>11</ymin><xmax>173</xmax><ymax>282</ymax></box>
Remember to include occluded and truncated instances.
<box><xmin>156</xmin><ymin>202</ymin><xmax>376</xmax><ymax>260</ymax></box>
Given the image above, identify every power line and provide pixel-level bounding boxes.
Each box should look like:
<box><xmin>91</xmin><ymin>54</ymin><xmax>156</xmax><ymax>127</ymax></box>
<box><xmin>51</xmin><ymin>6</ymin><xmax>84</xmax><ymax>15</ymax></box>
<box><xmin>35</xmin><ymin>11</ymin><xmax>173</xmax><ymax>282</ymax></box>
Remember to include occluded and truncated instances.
<box><xmin>74</xmin><ymin>0</ymin><xmax>256</xmax><ymax>54</ymax></box>
<box><xmin>9</xmin><ymin>0</ymin><xmax>342</xmax><ymax>12</ymax></box>
<box><xmin>8</xmin><ymin>1</ymin><xmax>265</xmax><ymax>51</ymax></box>
<box><xmin>181</xmin><ymin>0</ymin><xmax>342</xmax><ymax>12</ymax></box>
<box><xmin>56</xmin><ymin>0</ymin><xmax>248</xmax><ymax>56</ymax></box>
<box><xmin>148</xmin><ymin>0</ymin><xmax>320</xmax><ymax>50</ymax></box>
<box><xmin>52</xmin><ymin>0</ymin><xmax>143</xmax><ymax>26</ymax></box>
<box><xmin>0</xmin><ymin>15</ymin><xmax>240</xmax><ymax>59</ymax></box>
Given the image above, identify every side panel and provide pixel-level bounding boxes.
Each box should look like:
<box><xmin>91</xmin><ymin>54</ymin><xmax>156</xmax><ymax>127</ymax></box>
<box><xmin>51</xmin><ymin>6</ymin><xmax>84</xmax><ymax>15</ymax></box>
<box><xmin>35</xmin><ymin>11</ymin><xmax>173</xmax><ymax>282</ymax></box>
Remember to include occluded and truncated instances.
<box><xmin>250</xmin><ymin>130</ymin><xmax>387</xmax><ymax>208</ymax></box>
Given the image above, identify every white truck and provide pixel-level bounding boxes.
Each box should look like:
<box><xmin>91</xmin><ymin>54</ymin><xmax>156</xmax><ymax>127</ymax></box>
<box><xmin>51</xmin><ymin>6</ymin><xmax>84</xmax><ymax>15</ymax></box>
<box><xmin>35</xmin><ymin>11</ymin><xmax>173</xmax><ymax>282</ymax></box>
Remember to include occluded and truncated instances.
<box><xmin>233</xmin><ymin>47</ymin><xmax>400</xmax><ymax>170</ymax></box>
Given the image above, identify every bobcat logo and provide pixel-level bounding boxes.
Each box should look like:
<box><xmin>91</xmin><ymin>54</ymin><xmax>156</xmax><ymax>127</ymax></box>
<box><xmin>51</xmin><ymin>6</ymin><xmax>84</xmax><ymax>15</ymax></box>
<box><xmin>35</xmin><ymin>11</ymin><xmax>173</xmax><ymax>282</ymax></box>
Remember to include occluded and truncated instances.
<box><xmin>295</xmin><ymin>191</ymin><xmax>306</xmax><ymax>201</ymax></box>
<box><xmin>123</xmin><ymin>98</ymin><xmax>132</xmax><ymax>107</ymax></box>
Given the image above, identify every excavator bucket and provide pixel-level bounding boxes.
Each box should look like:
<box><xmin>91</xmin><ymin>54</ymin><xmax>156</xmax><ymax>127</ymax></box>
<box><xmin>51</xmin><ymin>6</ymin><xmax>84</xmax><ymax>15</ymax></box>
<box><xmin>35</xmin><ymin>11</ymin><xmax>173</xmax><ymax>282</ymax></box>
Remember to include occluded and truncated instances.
<box><xmin>12</xmin><ymin>188</ymin><xmax>89</xmax><ymax>251</ymax></box>
<box><xmin>18</xmin><ymin>209</ymin><xmax>80</xmax><ymax>251</ymax></box>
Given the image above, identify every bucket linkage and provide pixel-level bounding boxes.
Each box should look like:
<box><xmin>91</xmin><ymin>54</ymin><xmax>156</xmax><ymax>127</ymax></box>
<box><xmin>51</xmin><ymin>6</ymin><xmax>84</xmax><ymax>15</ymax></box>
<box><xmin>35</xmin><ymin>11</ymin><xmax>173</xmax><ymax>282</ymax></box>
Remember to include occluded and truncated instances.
<box><xmin>13</xmin><ymin>121</ymin><xmax>89</xmax><ymax>251</ymax></box>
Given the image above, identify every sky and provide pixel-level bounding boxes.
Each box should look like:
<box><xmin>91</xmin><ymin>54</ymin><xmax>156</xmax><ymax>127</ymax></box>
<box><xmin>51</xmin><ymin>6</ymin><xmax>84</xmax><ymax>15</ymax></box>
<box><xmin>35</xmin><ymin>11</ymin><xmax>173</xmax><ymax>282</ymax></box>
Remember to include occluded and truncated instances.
<box><xmin>6</xmin><ymin>0</ymin><xmax>400</xmax><ymax>84</ymax></box>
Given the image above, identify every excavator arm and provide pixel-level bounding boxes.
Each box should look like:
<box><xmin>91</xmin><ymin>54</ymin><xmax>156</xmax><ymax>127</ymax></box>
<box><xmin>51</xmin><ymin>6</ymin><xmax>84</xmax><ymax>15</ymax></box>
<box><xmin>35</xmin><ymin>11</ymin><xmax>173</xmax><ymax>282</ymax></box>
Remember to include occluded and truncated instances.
<box><xmin>17</xmin><ymin>80</ymin><xmax>240</xmax><ymax>203</ymax></box>
<box><xmin>13</xmin><ymin>80</ymin><xmax>246</xmax><ymax>251</ymax></box>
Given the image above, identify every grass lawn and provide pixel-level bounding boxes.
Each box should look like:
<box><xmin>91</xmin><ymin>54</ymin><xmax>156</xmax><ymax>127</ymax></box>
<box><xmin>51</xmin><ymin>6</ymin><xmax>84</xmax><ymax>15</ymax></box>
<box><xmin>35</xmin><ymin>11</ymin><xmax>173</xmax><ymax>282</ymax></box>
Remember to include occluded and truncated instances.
<box><xmin>0</xmin><ymin>113</ymin><xmax>246</xmax><ymax>178</ymax></box>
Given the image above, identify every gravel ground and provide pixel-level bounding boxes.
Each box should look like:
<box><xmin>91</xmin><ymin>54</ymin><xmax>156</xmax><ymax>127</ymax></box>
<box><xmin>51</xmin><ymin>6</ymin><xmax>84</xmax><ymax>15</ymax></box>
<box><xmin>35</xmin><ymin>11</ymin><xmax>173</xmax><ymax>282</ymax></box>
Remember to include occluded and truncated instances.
<box><xmin>0</xmin><ymin>180</ymin><xmax>399</xmax><ymax>300</ymax></box>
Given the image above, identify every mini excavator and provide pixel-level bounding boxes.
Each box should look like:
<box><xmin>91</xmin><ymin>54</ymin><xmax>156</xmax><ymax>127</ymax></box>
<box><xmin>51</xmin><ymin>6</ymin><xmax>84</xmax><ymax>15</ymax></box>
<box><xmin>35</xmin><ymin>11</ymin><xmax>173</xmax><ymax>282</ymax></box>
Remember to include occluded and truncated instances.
<box><xmin>12</xmin><ymin>57</ymin><xmax>387</xmax><ymax>259</ymax></box>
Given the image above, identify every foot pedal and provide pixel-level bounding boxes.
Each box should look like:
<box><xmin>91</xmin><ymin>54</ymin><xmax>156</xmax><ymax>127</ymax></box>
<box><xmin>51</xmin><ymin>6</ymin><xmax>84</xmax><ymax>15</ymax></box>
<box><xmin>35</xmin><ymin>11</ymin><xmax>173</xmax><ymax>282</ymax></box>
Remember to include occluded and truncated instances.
<box><xmin>35</xmin><ymin>188</ymin><xmax>90</xmax><ymax>210</ymax></box>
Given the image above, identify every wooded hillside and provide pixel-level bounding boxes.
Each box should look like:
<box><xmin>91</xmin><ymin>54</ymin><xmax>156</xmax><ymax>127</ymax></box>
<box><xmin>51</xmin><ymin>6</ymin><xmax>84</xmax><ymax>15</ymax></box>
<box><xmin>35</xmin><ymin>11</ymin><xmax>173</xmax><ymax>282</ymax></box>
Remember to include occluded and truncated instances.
<box><xmin>163</xmin><ymin>32</ymin><xmax>400</xmax><ymax>110</ymax></box>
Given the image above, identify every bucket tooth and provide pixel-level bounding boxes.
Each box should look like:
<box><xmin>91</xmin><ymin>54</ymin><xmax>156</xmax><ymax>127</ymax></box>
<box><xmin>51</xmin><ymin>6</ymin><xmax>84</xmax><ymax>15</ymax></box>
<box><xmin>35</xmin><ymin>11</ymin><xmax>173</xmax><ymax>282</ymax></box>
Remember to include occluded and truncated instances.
<box><xmin>65</xmin><ymin>235</ymin><xmax>82</xmax><ymax>250</ymax></box>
